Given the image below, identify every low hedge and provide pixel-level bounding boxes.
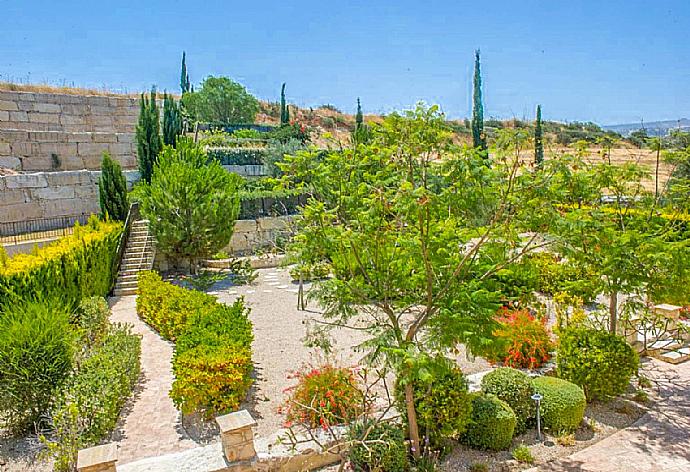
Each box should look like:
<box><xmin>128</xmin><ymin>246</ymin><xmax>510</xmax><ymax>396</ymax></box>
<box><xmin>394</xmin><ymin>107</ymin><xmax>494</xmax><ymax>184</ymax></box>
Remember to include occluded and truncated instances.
<box><xmin>0</xmin><ymin>216</ymin><xmax>122</xmax><ymax>308</ymax></box>
<box><xmin>137</xmin><ymin>271</ymin><xmax>253</xmax><ymax>417</ymax></box>
<box><xmin>207</xmin><ymin>147</ymin><xmax>267</xmax><ymax>166</ymax></box>
<box><xmin>531</xmin><ymin>376</ymin><xmax>586</xmax><ymax>433</ymax></box>
<box><xmin>462</xmin><ymin>393</ymin><xmax>516</xmax><ymax>451</ymax></box>
<box><xmin>557</xmin><ymin>328</ymin><xmax>639</xmax><ymax>401</ymax></box>
<box><xmin>481</xmin><ymin>368</ymin><xmax>534</xmax><ymax>434</ymax></box>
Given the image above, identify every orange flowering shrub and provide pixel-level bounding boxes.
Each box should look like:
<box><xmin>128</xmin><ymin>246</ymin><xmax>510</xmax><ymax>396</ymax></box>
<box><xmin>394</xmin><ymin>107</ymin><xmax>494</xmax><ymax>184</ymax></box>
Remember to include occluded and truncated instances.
<box><xmin>488</xmin><ymin>308</ymin><xmax>553</xmax><ymax>370</ymax></box>
<box><xmin>282</xmin><ymin>363</ymin><xmax>364</xmax><ymax>429</ymax></box>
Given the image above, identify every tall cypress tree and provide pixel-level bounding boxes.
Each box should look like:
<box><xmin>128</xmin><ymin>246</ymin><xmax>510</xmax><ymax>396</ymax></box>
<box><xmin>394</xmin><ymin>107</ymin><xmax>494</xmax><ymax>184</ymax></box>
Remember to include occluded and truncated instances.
<box><xmin>355</xmin><ymin>97</ymin><xmax>363</xmax><ymax>129</ymax></box>
<box><xmin>180</xmin><ymin>52</ymin><xmax>190</xmax><ymax>94</ymax></box>
<box><xmin>99</xmin><ymin>152</ymin><xmax>128</xmax><ymax>221</ymax></box>
<box><xmin>280</xmin><ymin>83</ymin><xmax>289</xmax><ymax>125</ymax></box>
<box><xmin>535</xmin><ymin>104</ymin><xmax>544</xmax><ymax>166</ymax></box>
<box><xmin>471</xmin><ymin>50</ymin><xmax>487</xmax><ymax>152</ymax></box>
<box><xmin>163</xmin><ymin>92</ymin><xmax>183</xmax><ymax>147</ymax></box>
<box><xmin>136</xmin><ymin>88</ymin><xmax>162</xmax><ymax>183</ymax></box>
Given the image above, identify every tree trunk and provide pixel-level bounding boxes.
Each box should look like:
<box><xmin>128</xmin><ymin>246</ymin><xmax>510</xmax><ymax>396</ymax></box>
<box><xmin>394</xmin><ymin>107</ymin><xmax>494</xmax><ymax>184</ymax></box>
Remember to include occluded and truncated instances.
<box><xmin>404</xmin><ymin>383</ymin><xmax>421</xmax><ymax>460</ymax></box>
<box><xmin>609</xmin><ymin>291</ymin><xmax>618</xmax><ymax>334</ymax></box>
<box><xmin>655</xmin><ymin>147</ymin><xmax>661</xmax><ymax>201</ymax></box>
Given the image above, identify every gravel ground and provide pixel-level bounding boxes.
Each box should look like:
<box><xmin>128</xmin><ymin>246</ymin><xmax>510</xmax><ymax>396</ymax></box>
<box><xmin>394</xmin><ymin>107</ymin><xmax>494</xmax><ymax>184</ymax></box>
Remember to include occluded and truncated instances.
<box><xmin>0</xmin><ymin>431</ymin><xmax>51</xmax><ymax>472</ymax></box>
<box><xmin>213</xmin><ymin>267</ymin><xmax>491</xmax><ymax>438</ymax></box>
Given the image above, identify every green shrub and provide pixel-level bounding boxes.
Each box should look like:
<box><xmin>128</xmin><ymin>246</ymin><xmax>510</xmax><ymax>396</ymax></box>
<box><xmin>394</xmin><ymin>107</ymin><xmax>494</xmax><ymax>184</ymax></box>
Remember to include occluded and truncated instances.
<box><xmin>348</xmin><ymin>420</ymin><xmax>409</xmax><ymax>472</ymax></box>
<box><xmin>44</xmin><ymin>325</ymin><xmax>141</xmax><ymax>471</ymax></box>
<box><xmin>557</xmin><ymin>328</ymin><xmax>638</xmax><ymax>401</ymax></box>
<box><xmin>531</xmin><ymin>376</ymin><xmax>586</xmax><ymax>433</ymax></box>
<box><xmin>0</xmin><ymin>301</ymin><xmax>75</xmax><ymax>432</ymax></box>
<box><xmin>530</xmin><ymin>253</ymin><xmax>598</xmax><ymax>303</ymax></box>
<box><xmin>0</xmin><ymin>218</ymin><xmax>122</xmax><ymax>308</ymax></box>
<box><xmin>462</xmin><ymin>393</ymin><xmax>516</xmax><ymax>451</ymax></box>
<box><xmin>481</xmin><ymin>367</ymin><xmax>534</xmax><ymax>434</ymax></box>
<box><xmin>206</xmin><ymin>147</ymin><xmax>267</xmax><ymax>165</ymax></box>
<box><xmin>137</xmin><ymin>272</ymin><xmax>253</xmax><ymax>417</ymax></box>
<box><xmin>74</xmin><ymin>297</ymin><xmax>110</xmax><ymax>350</ymax></box>
<box><xmin>512</xmin><ymin>444</ymin><xmax>534</xmax><ymax>463</ymax></box>
<box><xmin>98</xmin><ymin>152</ymin><xmax>128</xmax><ymax>221</ymax></box>
<box><xmin>396</xmin><ymin>357</ymin><xmax>472</xmax><ymax>444</ymax></box>
<box><xmin>468</xmin><ymin>462</ymin><xmax>488</xmax><ymax>472</ymax></box>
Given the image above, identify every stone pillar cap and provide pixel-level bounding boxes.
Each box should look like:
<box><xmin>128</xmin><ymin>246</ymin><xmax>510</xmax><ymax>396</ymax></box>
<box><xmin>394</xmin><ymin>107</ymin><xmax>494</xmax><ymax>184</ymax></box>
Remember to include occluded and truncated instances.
<box><xmin>77</xmin><ymin>443</ymin><xmax>118</xmax><ymax>470</ymax></box>
<box><xmin>216</xmin><ymin>410</ymin><xmax>257</xmax><ymax>433</ymax></box>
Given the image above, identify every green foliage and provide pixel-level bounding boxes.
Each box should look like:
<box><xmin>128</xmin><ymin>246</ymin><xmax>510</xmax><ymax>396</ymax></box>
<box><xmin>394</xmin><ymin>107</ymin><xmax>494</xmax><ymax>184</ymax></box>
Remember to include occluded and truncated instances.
<box><xmin>98</xmin><ymin>152</ymin><xmax>128</xmax><ymax>221</ymax></box>
<box><xmin>512</xmin><ymin>444</ymin><xmax>534</xmax><ymax>464</ymax></box>
<box><xmin>44</xmin><ymin>325</ymin><xmax>140</xmax><ymax>471</ymax></box>
<box><xmin>180</xmin><ymin>51</ymin><xmax>190</xmax><ymax>94</ymax></box>
<box><xmin>137</xmin><ymin>271</ymin><xmax>253</xmax><ymax>417</ymax></box>
<box><xmin>471</xmin><ymin>50</ymin><xmax>487</xmax><ymax>152</ymax></box>
<box><xmin>531</xmin><ymin>376</ymin><xmax>586</xmax><ymax>433</ymax></box>
<box><xmin>557</xmin><ymin>328</ymin><xmax>639</xmax><ymax>401</ymax></box>
<box><xmin>231</xmin><ymin>128</ymin><xmax>262</xmax><ymax>139</ymax></box>
<box><xmin>73</xmin><ymin>296</ymin><xmax>110</xmax><ymax>351</ymax></box>
<box><xmin>136</xmin><ymin>88</ymin><xmax>162</xmax><ymax>183</ymax></box>
<box><xmin>535</xmin><ymin>105</ymin><xmax>544</xmax><ymax>165</ymax></box>
<box><xmin>486</xmin><ymin>308</ymin><xmax>553</xmax><ymax>370</ymax></box>
<box><xmin>529</xmin><ymin>252</ymin><xmax>598</xmax><ymax>303</ymax></box>
<box><xmin>461</xmin><ymin>393</ymin><xmax>516</xmax><ymax>451</ymax></box>
<box><xmin>0</xmin><ymin>301</ymin><xmax>75</xmax><ymax>432</ymax></box>
<box><xmin>348</xmin><ymin>420</ymin><xmax>409</xmax><ymax>472</ymax></box>
<box><xmin>186</xmin><ymin>270</ymin><xmax>228</xmax><ymax>292</ymax></box>
<box><xmin>163</xmin><ymin>93</ymin><xmax>183</xmax><ymax>147</ymax></box>
<box><xmin>280</xmin><ymin>83</ymin><xmax>289</xmax><ymax>125</ymax></box>
<box><xmin>141</xmin><ymin>139</ymin><xmax>241</xmax><ymax>268</ymax></box>
<box><xmin>269</xmin><ymin>122</ymin><xmax>311</xmax><ymax>144</ymax></box>
<box><xmin>206</xmin><ymin>147</ymin><xmax>266</xmax><ymax>165</ymax></box>
<box><xmin>481</xmin><ymin>367</ymin><xmax>534</xmax><ymax>434</ymax></box>
<box><xmin>468</xmin><ymin>462</ymin><xmax>489</xmax><ymax>472</ymax></box>
<box><xmin>0</xmin><ymin>218</ymin><xmax>122</xmax><ymax>308</ymax></box>
<box><xmin>283</xmin><ymin>363</ymin><xmax>364</xmax><ymax>429</ymax></box>
<box><xmin>397</xmin><ymin>357</ymin><xmax>473</xmax><ymax>444</ymax></box>
<box><xmin>182</xmin><ymin>76</ymin><xmax>259</xmax><ymax>125</ymax></box>
<box><xmin>263</xmin><ymin>139</ymin><xmax>303</xmax><ymax>177</ymax></box>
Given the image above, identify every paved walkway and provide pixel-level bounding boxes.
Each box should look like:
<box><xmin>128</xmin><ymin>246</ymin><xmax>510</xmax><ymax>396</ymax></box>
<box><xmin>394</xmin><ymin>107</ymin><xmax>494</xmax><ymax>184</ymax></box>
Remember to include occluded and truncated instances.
<box><xmin>531</xmin><ymin>358</ymin><xmax>690</xmax><ymax>472</ymax></box>
<box><xmin>109</xmin><ymin>296</ymin><xmax>198</xmax><ymax>464</ymax></box>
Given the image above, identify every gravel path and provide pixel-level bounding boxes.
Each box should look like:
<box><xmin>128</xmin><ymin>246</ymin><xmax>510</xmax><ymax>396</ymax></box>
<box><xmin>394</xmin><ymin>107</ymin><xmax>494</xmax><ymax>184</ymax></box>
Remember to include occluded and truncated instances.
<box><xmin>214</xmin><ymin>267</ymin><xmax>491</xmax><ymax>438</ymax></box>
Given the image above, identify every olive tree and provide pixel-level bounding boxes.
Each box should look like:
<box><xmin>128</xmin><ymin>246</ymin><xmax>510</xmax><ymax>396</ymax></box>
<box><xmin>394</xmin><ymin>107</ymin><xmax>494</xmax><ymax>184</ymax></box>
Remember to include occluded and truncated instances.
<box><xmin>141</xmin><ymin>138</ymin><xmax>241</xmax><ymax>271</ymax></box>
<box><xmin>181</xmin><ymin>76</ymin><xmax>259</xmax><ymax>125</ymax></box>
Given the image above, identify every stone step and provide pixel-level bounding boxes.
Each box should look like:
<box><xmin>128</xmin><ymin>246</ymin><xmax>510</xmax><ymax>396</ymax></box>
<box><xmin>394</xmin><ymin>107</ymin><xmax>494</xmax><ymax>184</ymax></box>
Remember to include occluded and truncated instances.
<box><xmin>115</xmin><ymin>279</ymin><xmax>138</xmax><ymax>289</ymax></box>
<box><xmin>113</xmin><ymin>287</ymin><xmax>137</xmax><ymax>296</ymax></box>
<box><xmin>657</xmin><ymin>347</ymin><xmax>690</xmax><ymax>364</ymax></box>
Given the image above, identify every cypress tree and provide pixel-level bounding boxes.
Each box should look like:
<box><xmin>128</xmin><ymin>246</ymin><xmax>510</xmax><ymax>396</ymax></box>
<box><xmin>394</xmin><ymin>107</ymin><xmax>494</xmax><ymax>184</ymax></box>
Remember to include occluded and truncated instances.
<box><xmin>471</xmin><ymin>50</ymin><xmax>487</xmax><ymax>152</ymax></box>
<box><xmin>535</xmin><ymin>104</ymin><xmax>544</xmax><ymax>166</ymax></box>
<box><xmin>352</xmin><ymin>98</ymin><xmax>370</xmax><ymax>144</ymax></box>
<box><xmin>136</xmin><ymin>88</ymin><xmax>162</xmax><ymax>183</ymax></box>
<box><xmin>163</xmin><ymin>92</ymin><xmax>183</xmax><ymax>147</ymax></box>
<box><xmin>280</xmin><ymin>83</ymin><xmax>289</xmax><ymax>125</ymax></box>
<box><xmin>355</xmin><ymin>97</ymin><xmax>363</xmax><ymax>129</ymax></box>
<box><xmin>99</xmin><ymin>152</ymin><xmax>128</xmax><ymax>221</ymax></box>
<box><xmin>180</xmin><ymin>52</ymin><xmax>190</xmax><ymax>94</ymax></box>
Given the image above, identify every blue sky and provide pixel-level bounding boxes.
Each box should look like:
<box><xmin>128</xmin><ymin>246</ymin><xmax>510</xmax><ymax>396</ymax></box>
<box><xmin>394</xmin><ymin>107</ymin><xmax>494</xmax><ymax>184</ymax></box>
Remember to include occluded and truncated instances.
<box><xmin>1</xmin><ymin>0</ymin><xmax>688</xmax><ymax>124</ymax></box>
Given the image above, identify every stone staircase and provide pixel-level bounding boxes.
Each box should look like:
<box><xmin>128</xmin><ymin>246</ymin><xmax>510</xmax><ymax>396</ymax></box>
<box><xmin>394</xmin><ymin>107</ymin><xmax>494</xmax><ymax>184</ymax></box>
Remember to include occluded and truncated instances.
<box><xmin>113</xmin><ymin>219</ymin><xmax>155</xmax><ymax>296</ymax></box>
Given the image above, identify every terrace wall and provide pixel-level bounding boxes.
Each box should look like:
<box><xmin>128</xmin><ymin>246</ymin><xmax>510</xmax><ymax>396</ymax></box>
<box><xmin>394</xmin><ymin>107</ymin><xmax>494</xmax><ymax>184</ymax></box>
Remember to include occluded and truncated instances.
<box><xmin>0</xmin><ymin>89</ymin><xmax>139</xmax><ymax>172</ymax></box>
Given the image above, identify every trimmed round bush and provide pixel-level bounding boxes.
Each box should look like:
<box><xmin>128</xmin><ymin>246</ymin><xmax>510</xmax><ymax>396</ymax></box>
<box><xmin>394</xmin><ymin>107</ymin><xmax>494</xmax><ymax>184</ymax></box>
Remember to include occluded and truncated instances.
<box><xmin>481</xmin><ymin>367</ymin><xmax>534</xmax><ymax>434</ymax></box>
<box><xmin>396</xmin><ymin>357</ymin><xmax>473</xmax><ymax>444</ymax></box>
<box><xmin>348</xmin><ymin>420</ymin><xmax>409</xmax><ymax>472</ymax></box>
<box><xmin>462</xmin><ymin>393</ymin><xmax>516</xmax><ymax>451</ymax></box>
<box><xmin>532</xmin><ymin>376</ymin><xmax>586</xmax><ymax>433</ymax></box>
<box><xmin>557</xmin><ymin>328</ymin><xmax>639</xmax><ymax>401</ymax></box>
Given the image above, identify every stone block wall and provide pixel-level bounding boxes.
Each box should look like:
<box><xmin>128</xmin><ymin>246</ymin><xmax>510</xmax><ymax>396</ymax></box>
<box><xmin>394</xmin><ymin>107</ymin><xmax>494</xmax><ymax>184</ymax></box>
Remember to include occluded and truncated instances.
<box><xmin>0</xmin><ymin>89</ymin><xmax>139</xmax><ymax>172</ymax></box>
<box><xmin>0</xmin><ymin>169</ymin><xmax>140</xmax><ymax>224</ymax></box>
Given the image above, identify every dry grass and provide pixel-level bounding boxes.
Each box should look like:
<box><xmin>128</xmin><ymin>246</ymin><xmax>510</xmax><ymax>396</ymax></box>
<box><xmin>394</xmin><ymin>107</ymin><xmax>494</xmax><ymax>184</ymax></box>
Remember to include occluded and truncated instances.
<box><xmin>0</xmin><ymin>81</ymin><xmax>141</xmax><ymax>98</ymax></box>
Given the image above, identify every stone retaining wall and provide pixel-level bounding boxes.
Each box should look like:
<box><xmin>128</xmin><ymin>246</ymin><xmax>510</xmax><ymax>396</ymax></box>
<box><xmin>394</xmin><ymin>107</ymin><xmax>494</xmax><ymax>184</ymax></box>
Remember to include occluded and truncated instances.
<box><xmin>0</xmin><ymin>89</ymin><xmax>139</xmax><ymax>172</ymax></box>
<box><xmin>0</xmin><ymin>169</ymin><xmax>140</xmax><ymax>223</ymax></box>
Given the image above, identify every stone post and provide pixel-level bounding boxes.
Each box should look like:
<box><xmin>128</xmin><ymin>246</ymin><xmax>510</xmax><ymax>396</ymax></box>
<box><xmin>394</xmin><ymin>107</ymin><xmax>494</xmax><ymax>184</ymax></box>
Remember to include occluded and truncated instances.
<box><xmin>216</xmin><ymin>409</ymin><xmax>258</xmax><ymax>464</ymax></box>
<box><xmin>76</xmin><ymin>443</ymin><xmax>118</xmax><ymax>472</ymax></box>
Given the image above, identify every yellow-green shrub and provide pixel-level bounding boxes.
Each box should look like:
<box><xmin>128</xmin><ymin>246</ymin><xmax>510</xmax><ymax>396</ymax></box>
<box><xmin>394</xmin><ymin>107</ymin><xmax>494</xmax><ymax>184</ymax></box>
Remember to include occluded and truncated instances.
<box><xmin>0</xmin><ymin>217</ymin><xmax>122</xmax><ymax>308</ymax></box>
<box><xmin>136</xmin><ymin>271</ymin><xmax>253</xmax><ymax>417</ymax></box>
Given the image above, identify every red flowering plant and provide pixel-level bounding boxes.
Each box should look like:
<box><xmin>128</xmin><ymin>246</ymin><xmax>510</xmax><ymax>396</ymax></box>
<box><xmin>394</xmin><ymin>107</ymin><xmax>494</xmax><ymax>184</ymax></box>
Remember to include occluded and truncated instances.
<box><xmin>281</xmin><ymin>362</ymin><xmax>364</xmax><ymax>430</ymax></box>
<box><xmin>486</xmin><ymin>307</ymin><xmax>553</xmax><ymax>370</ymax></box>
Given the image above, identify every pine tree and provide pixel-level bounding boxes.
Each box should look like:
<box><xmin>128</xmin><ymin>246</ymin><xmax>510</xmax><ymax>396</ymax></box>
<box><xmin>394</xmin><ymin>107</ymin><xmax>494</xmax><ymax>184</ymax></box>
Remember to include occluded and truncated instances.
<box><xmin>163</xmin><ymin>93</ymin><xmax>183</xmax><ymax>147</ymax></box>
<box><xmin>471</xmin><ymin>50</ymin><xmax>487</xmax><ymax>152</ymax></box>
<box><xmin>98</xmin><ymin>152</ymin><xmax>128</xmax><ymax>221</ymax></box>
<box><xmin>136</xmin><ymin>88</ymin><xmax>162</xmax><ymax>183</ymax></box>
<box><xmin>535</xmin><ymin>104</ymin><xmax>544</xmax><ymax>166</ymax></box>
<box><xmin>280</xmin><ymin>83</ymin><xmax>289</xmax><ymax>125</ymax></box>
<box><xmin>180</xmin><ymin>52</ymin><xmax>190</xmax><ymax>94</ymax></box>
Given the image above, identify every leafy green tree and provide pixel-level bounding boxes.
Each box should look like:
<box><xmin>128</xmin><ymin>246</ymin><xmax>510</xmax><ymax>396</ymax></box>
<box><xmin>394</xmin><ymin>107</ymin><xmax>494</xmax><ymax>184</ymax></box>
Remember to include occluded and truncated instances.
<box><xmin>98</xmin><ymin>152</ymin><xmax>128</xmax><ymax>221</ymax></box>
<box><xmin>140</xmin><ymin>139</ymin><xmax>241</xmax><ymax>271</ymax></box>
<box><xmin>163</xmin><ymin>93</ymin><xmax>183</xmax><ymax>147</ymax></box>
<box><xmin>181</xmin><ymin>76</ymin><xmax>259</xmax><ymax>125</ymax></box>
<box><xmin>628</xmin><ymin>128</ymin><xmax>648</xmax><ymax>148</ymax></box>
<box><xmin>281</xmin><ymin>104</ymin><xmax>561</xmax><ymax>456</ymax></box>
<box><xmin>535</xmin><ymin>105</ymin><xmax>544</xmax><ymax>166</ymax></box>
<box><xmin>280</xmin><ymin>82</ymin><xmax>289</xmax><ymax>125</ymax></box>
<box><xmin>180</xmin><ymin>51</ymin><xmax>190</xmax><ymax>94</ymax></box>
<box><xmin>135</xmin><ymin>88</ymin><xmax>162</xmax><ymax>183</ymax></box>
<box><xmin>471</xmin><ymin>50</ymin><xmax>487</xmax><ymax>152</ymax></box>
